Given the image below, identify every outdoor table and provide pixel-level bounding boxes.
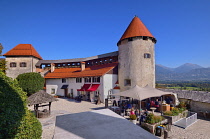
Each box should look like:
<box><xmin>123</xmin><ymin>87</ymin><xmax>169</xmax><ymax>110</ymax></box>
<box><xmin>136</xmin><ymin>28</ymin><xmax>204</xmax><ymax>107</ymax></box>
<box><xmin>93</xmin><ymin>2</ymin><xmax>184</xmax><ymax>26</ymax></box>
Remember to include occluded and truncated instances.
<box><xmin>150</xmin><ymin>107</ymin><xmax>156</xmax><ymax>114</ymax></box>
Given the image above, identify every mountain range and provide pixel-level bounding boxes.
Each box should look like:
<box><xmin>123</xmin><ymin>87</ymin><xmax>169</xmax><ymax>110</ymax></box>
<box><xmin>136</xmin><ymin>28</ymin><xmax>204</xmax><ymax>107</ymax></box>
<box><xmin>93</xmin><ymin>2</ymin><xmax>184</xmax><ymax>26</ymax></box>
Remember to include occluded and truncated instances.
<box><xmin>156</xmin><ymin>63</ymin><xmax>210</xmax><ymax>81</ymax></box>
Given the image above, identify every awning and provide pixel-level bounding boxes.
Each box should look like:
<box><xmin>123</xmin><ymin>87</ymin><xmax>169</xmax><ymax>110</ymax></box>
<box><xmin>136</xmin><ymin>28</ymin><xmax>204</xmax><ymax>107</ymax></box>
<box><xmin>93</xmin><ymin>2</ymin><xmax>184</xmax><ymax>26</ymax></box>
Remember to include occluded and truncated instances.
<box><xmin>61</xmin><ymin>85</ymin><xmax>68</xmax><ymax>89</ymax></box>
<box><xmin>77</xmin><ymin>84</ymin><xmax>91</xmax><ymax>91</ymax></box>
<box><xmin>86</xmin><ymin>84</ymin><xmax>100</xmax><ymax>92</ymax></box>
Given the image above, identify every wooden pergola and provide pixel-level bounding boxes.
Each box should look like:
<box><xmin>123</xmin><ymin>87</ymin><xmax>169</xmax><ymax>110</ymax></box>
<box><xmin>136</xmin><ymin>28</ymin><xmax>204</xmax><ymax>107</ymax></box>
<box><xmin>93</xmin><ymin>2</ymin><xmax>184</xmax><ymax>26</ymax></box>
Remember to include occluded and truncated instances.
<box><xmin>27</xmin><ymin>90</ymin><xmax>58</xmax><ymax>118</ymax></box>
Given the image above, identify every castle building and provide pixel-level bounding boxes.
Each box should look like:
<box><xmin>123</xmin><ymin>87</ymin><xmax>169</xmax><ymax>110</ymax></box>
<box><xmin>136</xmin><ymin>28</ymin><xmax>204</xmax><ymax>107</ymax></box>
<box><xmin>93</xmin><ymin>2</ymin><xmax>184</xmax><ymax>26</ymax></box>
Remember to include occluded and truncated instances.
<box><xmin>3</xmin><ymin>44</ymin><xmax>42</xmax><ymax>78</ymax></box>
<box><xmin>3</xmin><ymin>16</ymin><xmax>156</xmax><ymax>103</ymax></box>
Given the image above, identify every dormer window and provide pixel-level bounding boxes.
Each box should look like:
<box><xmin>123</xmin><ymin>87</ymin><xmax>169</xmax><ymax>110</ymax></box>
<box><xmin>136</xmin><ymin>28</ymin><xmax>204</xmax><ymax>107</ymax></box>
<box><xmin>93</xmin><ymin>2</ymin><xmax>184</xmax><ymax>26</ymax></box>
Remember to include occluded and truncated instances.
<box><xmin>20</xmin><ymin>62</ymin><xmax>27</xmax><ymax>67</ymax></box>
<box><xmin>10</xmin><ymin>62</ymin><xmax>16</xmax><ymax>67</ymax></box>
<box><xmin>144</xmin><ymin>53</ymin><xmax>151</xmax><ymax>58</ymax></box>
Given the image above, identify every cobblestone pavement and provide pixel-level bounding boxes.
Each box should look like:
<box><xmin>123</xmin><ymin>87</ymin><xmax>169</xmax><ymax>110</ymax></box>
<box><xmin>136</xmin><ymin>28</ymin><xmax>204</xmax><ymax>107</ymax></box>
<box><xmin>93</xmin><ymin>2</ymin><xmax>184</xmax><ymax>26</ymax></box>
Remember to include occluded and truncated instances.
<box><xmin>29</xmin><ymin>98</ymin><xmax>210</xmax><ymax>139</ymax></box>
<box><xmin>167</xmin><ymin>118</ymin><xmax>210</xmax><ymax>139</ymax></box>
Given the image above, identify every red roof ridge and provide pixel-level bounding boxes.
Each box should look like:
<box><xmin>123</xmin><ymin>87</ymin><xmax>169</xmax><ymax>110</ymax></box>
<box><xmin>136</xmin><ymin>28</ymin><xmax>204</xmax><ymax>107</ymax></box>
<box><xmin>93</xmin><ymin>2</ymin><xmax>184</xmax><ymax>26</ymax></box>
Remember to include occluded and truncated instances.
<box><xmin>3</xmin><ymin>44</ymin><xmax>43</xmax><ymax>60</ymax></box>
<box><xmin>118</xmin><ymin>16</ymin><xmax>156</xmax><ymax>43</ymax></box>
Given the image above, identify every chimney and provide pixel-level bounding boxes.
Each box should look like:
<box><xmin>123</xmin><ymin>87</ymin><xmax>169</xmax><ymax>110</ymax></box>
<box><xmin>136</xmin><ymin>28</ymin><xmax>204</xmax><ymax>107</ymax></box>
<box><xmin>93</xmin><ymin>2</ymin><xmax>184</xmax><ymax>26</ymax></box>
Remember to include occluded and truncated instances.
<box><xmin>80</xmin><ymin>62</ymin><xmax>85</xmax><ymax>71</ymax></box>
<box><xmin>51</xmin><ymin>63</ymin><xmax>55</xmax><ymax>72</ymax></box>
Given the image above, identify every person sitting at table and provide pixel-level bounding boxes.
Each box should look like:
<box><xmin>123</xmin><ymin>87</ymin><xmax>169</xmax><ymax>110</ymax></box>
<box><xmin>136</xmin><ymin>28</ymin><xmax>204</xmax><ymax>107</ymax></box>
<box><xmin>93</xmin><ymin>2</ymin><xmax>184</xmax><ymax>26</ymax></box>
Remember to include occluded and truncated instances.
<box><xmin>126</xmin><ymin>103</ymin><xmax>132</xmax><ymax>109</ymax></box>
<box><xmin>130</xmin><ymin>108</ymin><xmax>135</xmax><ymax>115</ymax></box>
<box><xmin>150</xmin><ymin>99</ymin><xmax>155</xmax><ymax>107</ymax></box>
<box><xmin>144</xmin><ymin>109</ymin><xmax>149</xmax><ymax>116</ymax></box>
<box><xmin>135</xmin><ymin>109</ymin><xmax>140</xmax><ymax>120</ymax></box>
<box><xmin>165</xmin><ymin>96</ymin><xmax>173</xmax><ymax>104</ymax></box>
<box><xmin>155</xmin><ymin>99</ymin><xmax>160</xmax><ymax>112</ymax></box>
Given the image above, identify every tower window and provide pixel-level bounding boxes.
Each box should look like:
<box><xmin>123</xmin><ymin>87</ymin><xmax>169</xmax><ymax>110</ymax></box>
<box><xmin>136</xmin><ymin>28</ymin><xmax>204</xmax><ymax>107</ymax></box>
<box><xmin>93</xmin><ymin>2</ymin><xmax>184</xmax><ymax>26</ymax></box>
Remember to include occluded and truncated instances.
<box><xmin>143</xmin><ymin>36</ymin><xmax>148</xmax><ymax>40</ymax></box>
<box><xmin>10</xmin><ymin>62</ymin><xmax>16</xmax><ymax>67</ymax></box>
<box><xmin>128</xmin><ymin>38</ymin><xmax>133</xmax><ymax>42</ymax></box>
<box><xmin>20</xmin><ymin>62</ymin><xmax>27</xmax><ymax>67</ymax></box>
<box><xmin>124</xmin><ymin>79</ymin><xmax>131</xmax><ymax>86</ymax></box>
<box><xmin>144</xmin><ymin>53</ymin><xmax>151</xmax><ymax>58</ymax></box>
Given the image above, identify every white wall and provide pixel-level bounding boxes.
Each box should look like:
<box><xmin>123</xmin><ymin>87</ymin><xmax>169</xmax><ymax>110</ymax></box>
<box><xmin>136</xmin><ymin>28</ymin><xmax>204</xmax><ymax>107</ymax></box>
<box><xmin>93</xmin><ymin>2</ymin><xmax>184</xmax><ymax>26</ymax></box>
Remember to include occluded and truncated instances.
<box><xmin>46</xmin><ymin>74</ymin><xmax>118</xmax><ymax>103</ymax></box>
<box><xmin>101</xmin><ymin>74</ymin><xmax>118</xmax><ymax>103</ymax></box>
<box><xmin>46</xmin><ymin>78</ymin><xmax>84</xmax><ymax>97</ymax></box>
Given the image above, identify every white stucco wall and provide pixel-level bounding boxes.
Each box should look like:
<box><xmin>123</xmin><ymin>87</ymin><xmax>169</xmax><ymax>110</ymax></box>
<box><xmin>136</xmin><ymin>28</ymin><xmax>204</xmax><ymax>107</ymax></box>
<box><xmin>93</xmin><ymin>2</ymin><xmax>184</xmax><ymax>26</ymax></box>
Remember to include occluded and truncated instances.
<box><xmin>46</xmin><ymin>74</ymin><xmax>118</xmax><ymax>103</ymax></box>
<box><xmin>101</xmin><ymin>74</ymin><xmax>118</xmax><ymax>103</ymax></box>
<box><xmin>46</xmin><ymin>78</ymin><xmax>84</xmax><ymax>97</ymax></box>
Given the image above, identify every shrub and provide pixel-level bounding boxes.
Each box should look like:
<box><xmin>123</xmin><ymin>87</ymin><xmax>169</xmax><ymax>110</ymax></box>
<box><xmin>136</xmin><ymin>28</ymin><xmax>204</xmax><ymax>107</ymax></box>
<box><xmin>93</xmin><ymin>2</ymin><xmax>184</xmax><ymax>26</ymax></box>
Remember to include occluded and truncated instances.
<box><xmin>163</xmin><ymin>111</ymin><xmax>173</xmax><ymax>116</ymax></box>
<box><xmin>0</xmin><ymin>72</ymin><xmax>42</xmax><ymax>138</ymax></box>
<box><xmin>171</xmin><ymin>107</ymin><xmax>180</xmax><ymax>116</ymax></box>
<box><xmin>16</xmin><ymin>72</ymin><xmax>44</xmax><ymax>96</ymax></box>
<box><xmin>145</xmin><ymin>113</ymin><xmax>164</xmax><ymax>124</ymax></box>
<box><xmin>177</xmin><ymin>101</ymin><xmax>186</xmax><ymax>108</ymax></box>
<box><xmin>130</xmin><ymin>114</ymin><xmax>137</xmax><ymax>120</ymax></box>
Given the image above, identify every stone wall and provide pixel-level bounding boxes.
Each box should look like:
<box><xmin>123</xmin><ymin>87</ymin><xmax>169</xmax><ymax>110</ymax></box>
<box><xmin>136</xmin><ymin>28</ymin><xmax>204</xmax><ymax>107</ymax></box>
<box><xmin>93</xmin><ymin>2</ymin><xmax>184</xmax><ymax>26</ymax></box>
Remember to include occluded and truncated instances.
<box><xmin>5</xmin><ymin>57</ymin><xmax>39</xmax><ymax>78</ymax></box>
<box><xmin>179</xmin><ymin>98</ymin><xmax>210</xmax><ymax>113</ymax></box>
<box><xmin>118</xmin><ymin>37</ymin><xmax>155</xmax><ymax>91</ymax></box>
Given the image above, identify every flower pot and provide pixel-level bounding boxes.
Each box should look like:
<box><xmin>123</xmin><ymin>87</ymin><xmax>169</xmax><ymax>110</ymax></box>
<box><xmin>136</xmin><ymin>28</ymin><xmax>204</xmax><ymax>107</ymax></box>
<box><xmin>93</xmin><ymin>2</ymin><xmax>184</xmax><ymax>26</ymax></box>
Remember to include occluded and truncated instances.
<box><xmin>130</xmin><ymin>120</ymin><xmax>137</xmax><ymax>124</ymax></box>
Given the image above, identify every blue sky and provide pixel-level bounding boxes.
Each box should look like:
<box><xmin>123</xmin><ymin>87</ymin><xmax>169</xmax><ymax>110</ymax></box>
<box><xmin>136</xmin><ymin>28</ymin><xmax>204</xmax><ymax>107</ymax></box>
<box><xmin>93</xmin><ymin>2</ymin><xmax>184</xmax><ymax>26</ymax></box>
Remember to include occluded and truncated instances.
<box><xmin>0</xmin><ymin>0</ymin><xmax>210</xmax><ymax>68</ymax></box>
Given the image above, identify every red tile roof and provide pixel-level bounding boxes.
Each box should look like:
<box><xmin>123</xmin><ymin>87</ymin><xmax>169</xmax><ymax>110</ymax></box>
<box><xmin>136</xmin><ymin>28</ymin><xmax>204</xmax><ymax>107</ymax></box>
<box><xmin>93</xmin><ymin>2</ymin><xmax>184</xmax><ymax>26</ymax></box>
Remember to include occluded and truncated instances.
<box><xmin>45</xmin><ymin>62</ymin><xmax>118</xmax><ymax>79</ymax></box>
<box><xmin>3</xmin><ymin>44</ymin><xmax>43</xmax><ymax>60</ymax></box>
<box><xmin>119</xmin><ymin>16</ymin><xmax>155</xmax><ymax>42</ymax></box>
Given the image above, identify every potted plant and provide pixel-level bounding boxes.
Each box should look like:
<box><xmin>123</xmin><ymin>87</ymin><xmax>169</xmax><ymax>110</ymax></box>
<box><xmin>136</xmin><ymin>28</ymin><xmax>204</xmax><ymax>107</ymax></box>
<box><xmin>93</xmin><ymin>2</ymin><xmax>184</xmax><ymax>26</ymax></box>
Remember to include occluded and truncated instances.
<box><xmin>130</xmin><ymin>114</ymin><xmax>137</xmax><ymax>124</ymax></box>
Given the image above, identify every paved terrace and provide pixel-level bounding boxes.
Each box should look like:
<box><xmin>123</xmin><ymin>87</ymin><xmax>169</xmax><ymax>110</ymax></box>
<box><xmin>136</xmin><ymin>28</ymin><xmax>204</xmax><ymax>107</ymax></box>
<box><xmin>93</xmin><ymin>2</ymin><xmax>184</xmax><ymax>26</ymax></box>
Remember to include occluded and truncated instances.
<box><xmin>29</xmin><ymin>98</ymin><xmax>210</xmax><ymax>139</ymax></box>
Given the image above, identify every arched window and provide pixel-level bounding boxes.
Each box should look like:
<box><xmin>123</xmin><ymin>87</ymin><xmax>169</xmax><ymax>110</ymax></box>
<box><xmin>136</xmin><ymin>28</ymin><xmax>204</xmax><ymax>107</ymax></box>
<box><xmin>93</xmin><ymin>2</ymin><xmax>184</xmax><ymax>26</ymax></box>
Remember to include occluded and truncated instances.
<box><xmin>20</xmin><ymin>62</ymin><xmax>27</xmax><ymax>67</ymax></box>
<box><xmin>10</xmin><ymin>62</ymin><xmax>16</xmax><ymax>67</ymax></box>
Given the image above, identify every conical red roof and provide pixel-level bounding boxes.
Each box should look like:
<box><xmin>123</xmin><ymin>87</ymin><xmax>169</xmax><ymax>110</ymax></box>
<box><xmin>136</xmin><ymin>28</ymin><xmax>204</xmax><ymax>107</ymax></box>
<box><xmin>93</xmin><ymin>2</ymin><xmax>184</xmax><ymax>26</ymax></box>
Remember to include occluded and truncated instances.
<box><xmin>3</xmin><ymin>44</ymin><xmax>42</xmax><ymax>60</ymax></box>
<box><xmin>118</xmin><ymin>16</ymin><xmax>155</xmax><ymax>43</ymax></box>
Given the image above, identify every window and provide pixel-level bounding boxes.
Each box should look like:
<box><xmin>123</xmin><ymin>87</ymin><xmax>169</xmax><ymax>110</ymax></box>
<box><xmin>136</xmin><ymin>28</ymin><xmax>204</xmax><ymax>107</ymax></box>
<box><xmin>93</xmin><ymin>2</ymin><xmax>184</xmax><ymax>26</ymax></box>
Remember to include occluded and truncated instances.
<box><xmin>93</xmin><ymin>77</ymin><xmax>100</xmax><ymax>83</ymax></box>
<box><xmin>20</xmin><ymin>62</ymin><xmax>27</xmax><ymax>67</ymax></box>
<box><xmin>85</xmin><ymin>77</ymin><xmax>91</xmax><ymax>83</ymax></box>
<box><xmin>76</xmin><ymin>78</ymin><xmax>82</xmax><ymax>83</ymax></box>
<box><xmin>10</xmin><ymin>62</ymin><xmax>16</xmax><ymax>67</ymax></box>
<box><xmin>51</xmin><ymin>88</ymin><xmax>55</xmax><ymax>94</ymax></box>
<box><xmin>143</xmin><ymin>36</ymin><xmax>148</xmax><ymax>40</ymax></box>
<box><xmin>62</xmin><ymin>78</ymin><xmax>67</xmax><ymax>83</ymax></box>
<box><xmin>128</xmin><ymin>37</ymin><xmax>133</xmax><ymax>42</ymax></box>
<box><xmin>124</xmin><ymin>79</ymin><xmax>131</xmax><ymax>86</ymax></box>
<box><xmin>144</xmin><ymin>53</ymin><xmax>151</xmax><ymax>58</ymax></box>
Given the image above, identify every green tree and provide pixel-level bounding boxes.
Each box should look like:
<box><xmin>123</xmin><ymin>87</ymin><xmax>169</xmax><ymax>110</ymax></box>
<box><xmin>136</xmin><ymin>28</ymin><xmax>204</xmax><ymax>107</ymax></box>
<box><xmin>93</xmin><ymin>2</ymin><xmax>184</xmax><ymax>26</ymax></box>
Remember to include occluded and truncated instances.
<box><xmin>16</xmin><ymin>72</ymin><xmax>45</xmax><ymax>96</ymax></box>
<box><xmin>0</xmin><ymin>71</ymin><xmax>42</xmax><ymax>139</ymax></box>
<box><xmin>0</xmin><ymin>59</ymin><xmax>7</xmax><ymax>73</ymax></box>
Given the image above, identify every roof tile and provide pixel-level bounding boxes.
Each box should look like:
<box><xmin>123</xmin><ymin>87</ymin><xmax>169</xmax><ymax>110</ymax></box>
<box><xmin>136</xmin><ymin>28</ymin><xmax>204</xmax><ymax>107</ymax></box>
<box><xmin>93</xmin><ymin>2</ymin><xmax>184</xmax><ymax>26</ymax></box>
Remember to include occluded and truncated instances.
<box><xmin>119</xmin><ymin>16</ymin><xmax>155</xmax><ymax>42</ymax></box>
<box><xmin>45</xmin><ymin>62</ymin><xmax>118</xmax><ymax>78</ymax></box>
<box><xmin>3</xmin><ymin>44</ymin><xmax>42</xmax><ymax>60</ymax></box>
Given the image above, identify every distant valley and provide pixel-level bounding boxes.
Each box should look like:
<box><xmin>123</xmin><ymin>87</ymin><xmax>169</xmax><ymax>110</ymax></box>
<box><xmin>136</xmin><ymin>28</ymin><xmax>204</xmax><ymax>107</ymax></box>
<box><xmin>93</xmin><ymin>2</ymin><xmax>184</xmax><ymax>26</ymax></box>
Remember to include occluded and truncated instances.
<box><xmin>156</xmin><ymin>63</ymin><xmax>210</xmax><ymax>81</ymax></box>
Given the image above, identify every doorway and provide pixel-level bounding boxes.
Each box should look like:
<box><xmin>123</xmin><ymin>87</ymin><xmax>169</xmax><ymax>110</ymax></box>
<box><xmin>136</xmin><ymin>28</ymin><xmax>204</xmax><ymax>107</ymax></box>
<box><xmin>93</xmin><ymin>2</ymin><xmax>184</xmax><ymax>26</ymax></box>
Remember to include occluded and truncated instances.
<box><xmin>64</xmin><ymin>88</ymin><xmax>68</xmax><ymax>97</ymax></box>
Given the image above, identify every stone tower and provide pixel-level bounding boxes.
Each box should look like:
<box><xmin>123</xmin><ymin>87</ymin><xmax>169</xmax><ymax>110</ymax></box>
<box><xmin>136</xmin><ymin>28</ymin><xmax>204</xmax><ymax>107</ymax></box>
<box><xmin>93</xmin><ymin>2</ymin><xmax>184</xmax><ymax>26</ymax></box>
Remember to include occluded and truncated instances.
<box><xmin>117</xmin><ymin>16</ymin><xmax>157</xmax><ymax>91</ymax></box>
<box><xmin>3</xmin><ymin>44</ymin><xmax>42</xmax><ymax>78</ymax></box>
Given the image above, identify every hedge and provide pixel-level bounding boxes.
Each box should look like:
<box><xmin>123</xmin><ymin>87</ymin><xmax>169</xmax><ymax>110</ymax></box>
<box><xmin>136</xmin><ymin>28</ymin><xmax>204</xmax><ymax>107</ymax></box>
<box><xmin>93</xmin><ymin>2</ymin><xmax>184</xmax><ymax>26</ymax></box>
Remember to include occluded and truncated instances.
<box><xmin>0</xmin><ymin>71</ymin><xmax>42</xmax><ymax>139</ymax></box>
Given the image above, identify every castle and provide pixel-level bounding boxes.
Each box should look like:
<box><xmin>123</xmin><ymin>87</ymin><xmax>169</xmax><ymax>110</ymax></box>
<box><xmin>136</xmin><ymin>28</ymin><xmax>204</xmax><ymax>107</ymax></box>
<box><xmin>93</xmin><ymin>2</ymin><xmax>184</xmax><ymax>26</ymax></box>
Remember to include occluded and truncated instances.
<box><xmin>3</xmin><ymin>16</ymin><xmax>156</xmax><ymax>103</ymax></box>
